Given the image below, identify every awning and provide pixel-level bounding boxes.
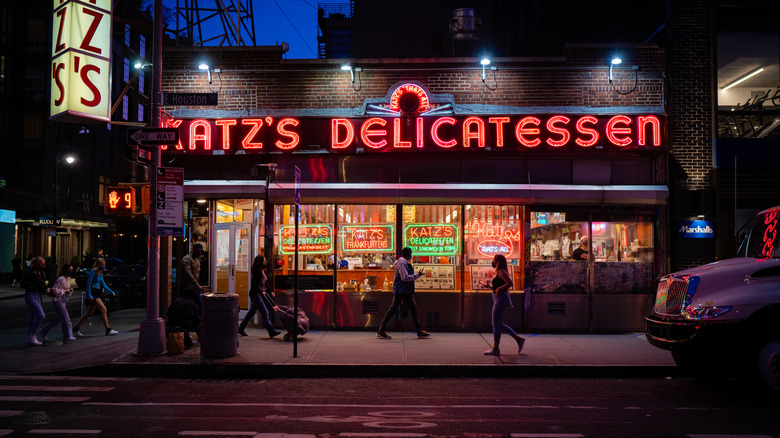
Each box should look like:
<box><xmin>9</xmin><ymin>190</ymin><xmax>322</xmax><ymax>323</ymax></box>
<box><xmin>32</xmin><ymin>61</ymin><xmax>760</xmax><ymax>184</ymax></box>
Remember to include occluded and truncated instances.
<box><xmin>185</xmin><ymin>180</ymin><xmax>668</xmax><ymax>206</ymax></box>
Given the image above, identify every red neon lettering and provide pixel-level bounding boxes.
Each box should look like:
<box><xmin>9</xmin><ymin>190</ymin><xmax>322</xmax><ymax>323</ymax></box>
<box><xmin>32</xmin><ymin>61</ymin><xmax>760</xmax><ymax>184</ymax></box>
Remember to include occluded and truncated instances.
<box><xmin>331</xmin><ymin>118</ymin><xmax>354</xmax><ymax>149</ymax></box>
<box><xmin>79</xmin><ymin>63</ymin><xmax>101</xmax><ymax>107</ymax></box>
<box><xmin>575</xmin><ymin>116</ymin><xmax>599</xmax><ymax>147</ymax></box>
<box><xmin>52</xmin><ymin>63</ymin><xmax>65</xmax><ymax>106</ymax></box>
<box><xmin>189</xmin><ymin>119</ymin><xmax>211</xmax><ymax>150</ymax></box>
<box><xmin>546</xmin><ymin>116</ymin><xmax>570</xmax><ymax>147</ymax></box>
<box><xmin>215</xmin><ymin>119</ymin><xmax>236</xmax><ymax>150</ymax></box>
<box><xmin>470</xmin><ymin>222</ymin><xmax>522</xmax><ymax>241</ymax></box>
<box><xmin>606</xmin><ymin>115</ymin><xmax>632</xmax><ymax>146</ymax></box>
<box><xmin>162</xmin><ymin>119</ymin><xmax>184</xmax><ymax>150</ymax></box>
<box><xmin>637</xmin><ymin>115</ymin><xmax>661</xmax><ymax>146</ymax></box>
<box><xmin>488</xmin><ymin>117</ymin><xmax>510</xmax><ymax>147</ymax></box>
<box><xmin>276</xmin><ymin>118</ymin><xmax>300</xmax><ymax>150</ymax></box>
<box><xmin>431</xmin><ymin>117</ymin><xmax>457</xmax><ymax>148</ymax></box>
<box><xmin>762</xmin><ymin>211</ymin><xmax>778</xmax><ymax>258</ymax></box>
<box><xmin>54</xmin><ymin>7</ymin><xmax>67</xmax><ymax>53</ymax></box>
<box><xmin>463</xmin><ymin>116</ymin><xmax>485</xmax><ymax>148</ymax></box>
<box><xmin>515</xmin><ymin>117</ymin><xmax>541</xmax><ymax>147</ymax></box>
<box><xmin>393</xmin><ymin>118</ymin><xmax>411</xmax><ymax>148</ymax></box>
<box><xmin>360</xmin><ymin>117</ymin><xmax>387</xmax><ymax>149</ymax></box>
<box><xmin>416</xmin><ymin>117</ymin><xmax>424</xmax><ymax>148</ymax></box>
<box><xmin>389</xmin><ymin>84</ymin><xmax>430</xmax><ymax>113</ymax></box>
<box><xmin>241</xmin><ymin>119</ymin><xmax>264</xmax><ymax>149</ymax></box>
<box><xmin>79</xmin><ymin>7</ymin><xmax>104</xmax><ymax>55</ymax></box>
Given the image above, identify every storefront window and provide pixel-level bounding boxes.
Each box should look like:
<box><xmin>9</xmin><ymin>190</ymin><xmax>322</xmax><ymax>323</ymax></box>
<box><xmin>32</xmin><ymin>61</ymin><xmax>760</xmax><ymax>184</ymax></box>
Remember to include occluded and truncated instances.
<box><xmin>402</xmin><ymin>205</ymin><xmax>461</xmax><ymax>292</ymax></box>
<box><xmin>592</xmin><ymin>220</ymin><xmax>654</xmax><ymax>293</ymax></box>
<box><xmin>273</xmin><ymin>204</ymin><xmax>335</xmax><ymax>291</ymax></box>
<box><xmin>464</xmin><ymin>205</ymin><xmax>523</xmax><ymax>292</ymax></box>
<box><xmin>526</xmin><ymin>211</ymin><xmax>589</xmax><ymax>294</ymax></box>
<box><xmin>335</xmin><ymin>205</ymin><xmax>396</xmax><ymax>292</ymax></box>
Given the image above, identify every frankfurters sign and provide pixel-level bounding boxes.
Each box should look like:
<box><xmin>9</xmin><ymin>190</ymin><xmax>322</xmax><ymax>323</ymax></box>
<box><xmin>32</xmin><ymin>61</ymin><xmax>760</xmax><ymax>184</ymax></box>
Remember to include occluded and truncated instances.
<box><xmin>341</xmin><ymin>224</ymin><xmax>394</xmax><ymax>253</ymax></box>
<box><xmin>50</xmin><ymin>0</ymin><xmax>112</xmax><ymax>123</ymax></box>
<box><xmin>404</xmin><ymin>224</ymin><xmax>459</xmax><ymax>256</ymax></box>
<box><xmin>161</xmin><ymin>114</ymin><xmax>667</xmax><ymax>154</ymax></box>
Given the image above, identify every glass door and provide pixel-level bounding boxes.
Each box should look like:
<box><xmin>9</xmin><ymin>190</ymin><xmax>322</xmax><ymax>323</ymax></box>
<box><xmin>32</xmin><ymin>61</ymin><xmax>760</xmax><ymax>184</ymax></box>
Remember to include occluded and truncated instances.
<box><xmin>214</xmin><ymin>223</ymin><xmax>252</xmax><ymax>305</ymax></box>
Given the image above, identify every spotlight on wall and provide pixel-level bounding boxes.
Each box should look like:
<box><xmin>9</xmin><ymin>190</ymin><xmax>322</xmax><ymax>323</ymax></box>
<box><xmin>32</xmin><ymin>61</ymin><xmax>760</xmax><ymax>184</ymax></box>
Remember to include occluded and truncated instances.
<box><xmin>608</xmin><ymin>56</ymin><xmax>637</xmax><ymax>95</ymax></box>
<box><xmin>64</xmin><ymin>155</ymin><xmax>76</xmax><ymax>164</ymax></box>
<box><xmin>198</xmin><ymin>62</ymin><xmax>212</xmax><ymax>84</ymax></box>
<box><xmin>480</xmin><ymin>58</ymin><xmax>497</xmax><ymax>91</ymax></box>
<box><xmin>341</xmin><ymin>64</ymin><xmax>362</xmax><ymax>91</ymax></box>
<box><xmin>134</xmin><ymin>60</ymin><xmax>151</xmax><ymax>69</ymax></box>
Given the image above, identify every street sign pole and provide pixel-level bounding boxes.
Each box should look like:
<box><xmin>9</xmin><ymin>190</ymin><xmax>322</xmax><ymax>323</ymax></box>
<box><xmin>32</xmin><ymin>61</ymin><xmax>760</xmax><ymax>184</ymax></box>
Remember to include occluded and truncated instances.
<box><xmin>138</xmin><ymin>0</ymin><xmax>166</xmax><ymax>354</ymax></box>
<box><xmin>293</xmin><ymin>165</ymin><xmax>301</xmax><ymax>358</ymax></box>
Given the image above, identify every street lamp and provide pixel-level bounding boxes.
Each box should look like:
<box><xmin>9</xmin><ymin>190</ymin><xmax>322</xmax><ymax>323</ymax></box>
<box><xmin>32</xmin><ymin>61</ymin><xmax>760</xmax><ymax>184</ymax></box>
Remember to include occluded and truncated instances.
<box><xmin>52</xmin><ymin>147</ymin><xmax>76</xmax><ymax>268</ymax></box>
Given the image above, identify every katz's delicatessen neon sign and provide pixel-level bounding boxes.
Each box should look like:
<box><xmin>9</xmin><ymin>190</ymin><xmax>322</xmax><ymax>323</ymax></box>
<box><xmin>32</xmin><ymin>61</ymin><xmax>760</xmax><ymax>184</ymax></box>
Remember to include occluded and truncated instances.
<box><xmin>161</xmin><ymin>113</ymin><xmax>666</xmax><ymax>153</ymax></box>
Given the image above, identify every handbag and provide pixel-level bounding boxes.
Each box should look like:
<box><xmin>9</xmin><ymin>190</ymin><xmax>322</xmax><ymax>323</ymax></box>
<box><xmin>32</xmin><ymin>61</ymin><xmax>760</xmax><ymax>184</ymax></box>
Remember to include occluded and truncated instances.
<box><xmin>167</xmin><ymin>330</ymin><xmax>185</xmax><ymax>355</ymax></box>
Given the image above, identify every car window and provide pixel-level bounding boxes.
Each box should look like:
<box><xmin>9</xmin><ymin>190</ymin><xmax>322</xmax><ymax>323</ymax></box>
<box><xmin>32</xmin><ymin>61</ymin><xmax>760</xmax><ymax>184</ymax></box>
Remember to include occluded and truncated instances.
<box><xmin>108</xmin><ymin>265</ymin><xmax>147</xmax><ymax>276</ymax></box>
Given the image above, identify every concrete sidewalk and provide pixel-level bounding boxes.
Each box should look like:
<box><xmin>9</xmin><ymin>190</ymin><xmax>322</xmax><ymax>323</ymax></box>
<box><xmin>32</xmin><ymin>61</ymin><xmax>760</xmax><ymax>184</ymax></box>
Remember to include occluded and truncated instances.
<box><xmin>0</xmin><ymin>294</ymin><xmax>678</xmax><ymax>379</ymax></box>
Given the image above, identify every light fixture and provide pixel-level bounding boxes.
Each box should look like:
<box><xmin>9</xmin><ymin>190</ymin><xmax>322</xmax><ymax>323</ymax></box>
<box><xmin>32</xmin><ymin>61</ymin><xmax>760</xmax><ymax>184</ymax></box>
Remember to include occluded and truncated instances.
<box><xmin>721</xmin><ymin>68</ymin><xmax>765</xmax><ymax>91</ymax></box>
<box><xmin>340</xmin><ymin>64</ymin><xmax>362</xmax><ymax>91</ymax></box>
<box><xmin>198</xmin><ymin>62</ymin><xmax>212</xmax><ymax>85</ymax></box>
<box><xmin>608</xmin><ymin>56</ymin><xmax>638</xmax><ymax>95</ymax></box>
<box><xmin>64</xmin><ymin>155</ymin><xmax>76</xmax><ymax>164</ymax></box>
<box><xmin>480</xmin><ymin>58</ymin><xmax>497</xmax><ymax>91</ymax></box>
<box><xmin>134</xmin><ymin>60</ymin><xmax>151</xmax><ymax>69</ymax></box>
<box><xmin>196</xmin><ymin>199</ymin><xmax>207</xmax><ymax>204</ymax></box>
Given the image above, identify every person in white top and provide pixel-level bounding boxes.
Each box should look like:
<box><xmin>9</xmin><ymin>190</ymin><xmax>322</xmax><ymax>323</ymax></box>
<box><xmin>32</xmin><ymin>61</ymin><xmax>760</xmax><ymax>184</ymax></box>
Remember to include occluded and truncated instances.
<box><xmin>39</xmin><ymin>264</ymin><xmax>76</xmax><ymax>343</ymax></box>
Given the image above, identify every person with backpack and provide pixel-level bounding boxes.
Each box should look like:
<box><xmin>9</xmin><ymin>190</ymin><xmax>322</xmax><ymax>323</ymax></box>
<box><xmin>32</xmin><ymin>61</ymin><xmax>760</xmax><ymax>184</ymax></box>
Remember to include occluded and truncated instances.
<box><xmin>21</xmin><ymin>256</ymin><xmax>48</xmax><ymax>346</ymax></box>
<box><xmin>38</xmin><ymin>264</ymin><xmax>76</xmax><ymax>343</ymax></box>
<box><xmin>72</xmin><ymin>258</ymin><xmax>118</xmax><ymax>337</ymax></box>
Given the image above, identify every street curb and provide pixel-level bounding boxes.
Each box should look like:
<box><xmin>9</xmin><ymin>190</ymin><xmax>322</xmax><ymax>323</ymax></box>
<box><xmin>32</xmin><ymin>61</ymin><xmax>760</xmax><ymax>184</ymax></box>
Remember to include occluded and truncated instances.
<box><xmin>57</xmin><ymin>363</ymin><xmax>682</xmax><ymax>380</ymax></box>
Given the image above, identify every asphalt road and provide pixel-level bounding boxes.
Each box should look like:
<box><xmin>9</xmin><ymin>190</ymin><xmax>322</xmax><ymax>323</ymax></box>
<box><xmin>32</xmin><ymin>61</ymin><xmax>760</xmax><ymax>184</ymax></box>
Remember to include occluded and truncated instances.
<box><xmin>1</xmin><ymin>376</ymin><xmax>778</xmax><ymax>437</ymax></box>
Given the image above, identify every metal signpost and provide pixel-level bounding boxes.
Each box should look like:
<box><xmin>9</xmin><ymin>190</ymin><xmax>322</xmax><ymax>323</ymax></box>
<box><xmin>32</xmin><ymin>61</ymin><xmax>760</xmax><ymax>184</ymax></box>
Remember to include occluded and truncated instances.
<box><xmin>293</xmin><ymin>165</ymin><xmax>301</xmax><ymax>357</ymax></box>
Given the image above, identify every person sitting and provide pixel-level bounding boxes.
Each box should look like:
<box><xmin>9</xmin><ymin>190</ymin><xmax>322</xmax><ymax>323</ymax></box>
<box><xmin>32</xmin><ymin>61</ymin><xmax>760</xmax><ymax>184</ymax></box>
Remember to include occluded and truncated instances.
<box><xmin>166</xmin><ymin>286</ymin><xmax>201</xmax><ymax>348</ymax></box>
<box><xmin>571</xmin><ymin>237</ymin><xmax>590</xmax><ymax>261</ymax></box>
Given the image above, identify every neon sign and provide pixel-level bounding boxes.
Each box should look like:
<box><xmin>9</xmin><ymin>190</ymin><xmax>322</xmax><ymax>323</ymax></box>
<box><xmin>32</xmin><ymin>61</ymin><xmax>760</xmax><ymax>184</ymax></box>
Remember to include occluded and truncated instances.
<box><xmin>404</xmin><ymin>224</ymin><xmax>459</xmax><ymax>256</ymax></box>
<box><xmin>388</xmin><ymin>84</ymin><xmax>431</xmax><ymax>114</ymax></box>
<box><xmin>162</xmin><ymin>114</ymin><xmax>666</xmax><ymax>153</ymax></box>
<box><xmin>466</xmin><ymin>221</ymin><xmax>522</xmax><ymax>259</ymax></box>
<box><xmin>280</xmin><ymin>225</ymin><xmax>333</xmax><ymax>254</ymax></box>
<box><xmin>341</xmin><ymin>224</ymin><xmax>395</xmax><ymax>253</ymax></box>
<box><xmin>762</xmin><ymin>210</ymin><xmax>778</xmax><ymax>258</ymax></box>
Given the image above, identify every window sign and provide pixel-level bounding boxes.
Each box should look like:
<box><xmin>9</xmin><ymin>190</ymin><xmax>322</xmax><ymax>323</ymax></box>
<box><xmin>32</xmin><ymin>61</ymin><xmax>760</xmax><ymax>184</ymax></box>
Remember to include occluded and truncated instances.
<box><xmin>404</xmin><ymin>223</ymin><xmax>459</xmax><ymax>256</ymax></box>
<box><xmin>340</xmin><ymin>224</ymin><xmax>394</xmax><ymax>252</ymax></box>
<box><xmin>466</xmin><ymin>220</ymin><xmax>522</xmax><ymax>259</ymax></box>
<box><xmin>280</xmin><ymin>224</ymin><xmax>333</xmax><ymax>254</ymax></box>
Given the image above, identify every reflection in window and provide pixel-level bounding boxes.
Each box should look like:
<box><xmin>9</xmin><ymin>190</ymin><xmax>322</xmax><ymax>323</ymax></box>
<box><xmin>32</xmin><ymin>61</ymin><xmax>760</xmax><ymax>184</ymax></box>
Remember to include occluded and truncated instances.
<box><xmin>527</xmin><ymin>211</ymin><xmax>588</xmax><ymax>294</ymax></box>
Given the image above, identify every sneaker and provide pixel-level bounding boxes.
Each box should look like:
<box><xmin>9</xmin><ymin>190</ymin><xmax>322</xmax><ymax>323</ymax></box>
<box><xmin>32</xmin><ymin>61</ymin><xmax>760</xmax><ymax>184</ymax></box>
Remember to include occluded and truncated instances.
<box><xmin>41</xmin><ymin>335</ymin><xmax>48</xmax><ymax>343</ymax></box>
<box><xmin>376</xmin><ymin>330</ymin><xmax>392</xmax><ymax>339</ymax></box>
<box><xmin>417</xmin><ymin>330</ymin><xmax>432</xmax><ymax>338</ymax></box>
<box><xmin>238</xmin><ymin>331</ymin><xmax>248</xmax><ymax>337</ymax></box>
<box><xmin>64</xmin><ymin>337</ymin><xmax>77</xmax><ymax>342</ymax></box>
<box><xmin>269</xmin><ymin>330</ymin><xmax>281</xmax><ymax>338</ymax></box>
<box><xmin>483</xmin><ymin>349</ymin><xmax>500</xmax><ymax>356</ymax></box>
<box><xmin>73</xmin><ymin>330</ymin><xmax>84</xmax><ymax>338</ymax></box>
<box><xmin>106</xmin><ymin>329</ymin><xmax>118</xmax><ymax>336</ymax></box>
<box><xmin>27</xmin><ymin>336</ymin><xmax>42</xmax><ymax>346</ymax></box>
<box><xmin>516</xmin><ymin>337</ymin><xmax>526</xmax><ymax>354</ymax></box>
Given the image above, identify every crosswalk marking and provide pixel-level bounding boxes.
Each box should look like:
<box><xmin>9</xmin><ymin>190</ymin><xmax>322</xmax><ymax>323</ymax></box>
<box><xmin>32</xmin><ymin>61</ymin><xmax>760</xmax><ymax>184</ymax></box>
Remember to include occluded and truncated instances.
<box><xmin>511</xmin><ymin>434</ymin><xmax>585</xmax><ymax>438</ymax></box>
<box><xmin>0</xmin><ymin>386</ymin><xmax>114</xmax><ymax>392</ymax></box>
<box><xmin>0</xmin><ymin>396</ymin><xmax>90</xmax><ymax>402</ymax></box>
<box><xmin>27</xmin><ymin>430</ymin><xmax>101</xmax><ymax>435</ymax></box>
<box><xmin>0</xmin><ymin>430</ymin><xmax>12</xmax><ymax>437</ymax></box>
<box><xmin>178</xmin><ymin>433</ymin><xmax>258</xmax><ymax>436</ymax></box>
<box><xmin>340</xmin><ymin>434</ymin><xmax>428</xmax><ymax>437</ymax></box>
<box><xmin>0</xmin><ymin>376</ymin><xmax>134</xmax><ymax>382</ymax></box>
<box><xmin>0</xmin><ymin>410</ymin><xmax>23</xmax><ymax>417</ymax></box>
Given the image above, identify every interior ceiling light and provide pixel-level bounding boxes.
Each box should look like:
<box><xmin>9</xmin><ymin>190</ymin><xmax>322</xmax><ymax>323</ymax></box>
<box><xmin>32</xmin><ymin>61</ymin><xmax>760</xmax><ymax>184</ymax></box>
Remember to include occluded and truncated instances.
<box><xmin>721</xmin><ymin>68</ymin><xmax>765</xmax><ymax>91</ymax></box>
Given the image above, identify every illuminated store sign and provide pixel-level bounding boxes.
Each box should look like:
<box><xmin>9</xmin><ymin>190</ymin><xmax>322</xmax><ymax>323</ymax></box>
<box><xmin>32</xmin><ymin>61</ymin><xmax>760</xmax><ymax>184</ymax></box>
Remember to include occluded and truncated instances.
<box><xmin>404</xmin><ymin>224</ymin><xmax>459</xmax><ymax>256</ymax></box>
<box><xmin>161</xmin><ymin>114</ymin><xmax>666</xmax><ymax>154</ymax></box>
<box><xmin>280</xmin><ymin>225</ymin><xmax>333</xmax><ymax>254</ymax></box>
<box><xmin>762</xmin><ymin>210</ymin><xmax>778</xmax><ymax>258</ymax></box>
<box><xmin>50</xmin><ymin>0</ymin><xmax>113</xmax><ymax>123</ymax></box>
<box><xmin>466</xmin><ymin>221</ymin><xmax>522</xmax><ymax>259</ymax></box>
<box><xmin>676</xmin><ymin>220</ymin><xmax>715</xmax><ymax>239</ymax></box>
<box><xmin>341</xmin><ymin>224</ymin><xmax>394</xmax><ymax>252</ymax></box>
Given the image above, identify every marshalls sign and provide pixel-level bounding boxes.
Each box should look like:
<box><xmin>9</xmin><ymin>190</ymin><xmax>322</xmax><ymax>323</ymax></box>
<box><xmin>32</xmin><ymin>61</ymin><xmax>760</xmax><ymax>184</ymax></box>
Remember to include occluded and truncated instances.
<box><xmin>50</xmin><ymin>0</ymin><xmax>113</xmax><ymax>123</ymax></box>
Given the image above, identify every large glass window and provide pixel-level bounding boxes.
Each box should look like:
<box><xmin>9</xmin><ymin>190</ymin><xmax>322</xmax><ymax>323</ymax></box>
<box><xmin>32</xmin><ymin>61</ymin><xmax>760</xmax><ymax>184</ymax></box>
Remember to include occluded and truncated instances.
<box><xmin>273</xmin><ymin>204</ymin><xmax>335</xmax><ymax>291</ymax></box>
<box><xmin>592</xmin><ymin>219</ymin><xmax>654</xmax><ymax>294</ymax></box>
<box><xmin>464</xmin><ymin>205</ymin><xmax>523</xmax><ymax>292</ymax></box>
<box><xmin>336</xmin><ymin>205</ymin><xmax>396</xmax><ymax>292</ymax></box>
<box><xmin>401</xmin><ymin>205</ymin><xmax>461</xmax><ymax>292</ymax></box>
<box><xmin>527</xmin><ymin>211</ymin><xmax>589</xmax><ymax>294</ymax></box>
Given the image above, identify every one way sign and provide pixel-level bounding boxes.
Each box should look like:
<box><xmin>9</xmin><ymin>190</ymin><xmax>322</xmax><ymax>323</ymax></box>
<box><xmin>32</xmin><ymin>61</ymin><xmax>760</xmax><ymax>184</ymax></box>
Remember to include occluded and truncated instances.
<box><xmin>127</xmin><ymin>128</ymin><xmax>179</xmax><ymax>145</ymax></box>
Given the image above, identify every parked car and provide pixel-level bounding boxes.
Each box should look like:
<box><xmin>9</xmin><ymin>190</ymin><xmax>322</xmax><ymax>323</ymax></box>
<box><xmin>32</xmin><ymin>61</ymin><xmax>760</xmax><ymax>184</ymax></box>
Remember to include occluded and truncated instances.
<box><xmin>102</xmin><ymin>264</ymin><xmax>147</xmax><ymax>310</ymax></box>
<box><xmin>645</xmin><ymin>206</ymin><xmax>780</xmax><ymax>393</ymax></box>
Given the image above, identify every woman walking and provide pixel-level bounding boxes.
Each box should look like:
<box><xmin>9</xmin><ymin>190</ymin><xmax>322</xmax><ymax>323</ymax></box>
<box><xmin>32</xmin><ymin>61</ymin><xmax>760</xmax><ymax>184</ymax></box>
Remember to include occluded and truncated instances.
<box><xmin>11</xmin><ymin>255</ymin><xmax>22</xmax><ymax>287</ymax></box>
<box><xmin>238</xmin><ymin>254</ymin><xmax>281</xmax><ymax>339</ymax></box>
<box><xmin>73</xmin><ymin>258</ymin><xmax>118</xmax><ymax>337</ymax></box>
<box><xmin>21</xmin><ymin>256</ymin><xmax>48</xmax><ymax>346</ymax></box>
<box><xmin>483</xmin><ymin>254</ymin><xmax>525</xmax><ymax>356</ymax></box>
<box><xmin>39</xmin><ymin>264</ymin><xmax>76</xmax><ymax>343</ymax></box>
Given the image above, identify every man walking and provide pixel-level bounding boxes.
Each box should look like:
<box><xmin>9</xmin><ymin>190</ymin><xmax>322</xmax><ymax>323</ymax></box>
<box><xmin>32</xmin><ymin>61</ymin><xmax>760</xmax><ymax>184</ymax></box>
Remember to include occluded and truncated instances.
<box><xmin>376</xmin><ymin>247</ymin><xmax>431</xmax><ymax>339</ymax></box>
<box><xmin>180</xmin><ymin>243</ymin><xmax>204</xmax><ymax>309</ymax></box>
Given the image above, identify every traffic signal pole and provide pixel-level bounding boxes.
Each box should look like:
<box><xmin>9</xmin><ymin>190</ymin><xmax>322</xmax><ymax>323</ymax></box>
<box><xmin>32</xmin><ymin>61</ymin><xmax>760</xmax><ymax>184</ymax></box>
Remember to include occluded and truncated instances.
<box><xmin>137</xmin><ymin>0</ymin><xmax>166</xmax><ymax>354</ymax></box>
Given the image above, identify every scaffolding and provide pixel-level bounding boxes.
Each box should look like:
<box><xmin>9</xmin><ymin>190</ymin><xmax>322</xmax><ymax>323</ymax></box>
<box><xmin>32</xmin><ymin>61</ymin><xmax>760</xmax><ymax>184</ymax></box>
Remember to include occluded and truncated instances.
<box><xmin>172</xmin><ymin>0</ymin><xmax>257</xmax><ymax>47</ymax></box>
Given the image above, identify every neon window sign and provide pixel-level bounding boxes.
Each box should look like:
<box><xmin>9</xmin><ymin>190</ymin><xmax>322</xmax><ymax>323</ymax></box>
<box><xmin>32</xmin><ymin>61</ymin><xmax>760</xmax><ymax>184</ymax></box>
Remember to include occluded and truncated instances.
<box><xmin>279</xmin><ymin>224</ymin><xmax>333</xmax><ymax>254</ymax></box>
<box><xmin>341</xmin><ymin>224</ymin><xmax>395</xmax><ymax>253</ymax></box>
<box><xmin>404</xmin><ymin>223</ymin><xmax>459</xmax><ymax>256</ymax></box>
<box><xmin>762</xmin><ymin>210</ymin><xmax>778</xmax><ymax>258</ymax></box>
<box><xmin>466</xmin><ymin>221</ymin><xmax>522</xmax><ymax>259</ymax></box>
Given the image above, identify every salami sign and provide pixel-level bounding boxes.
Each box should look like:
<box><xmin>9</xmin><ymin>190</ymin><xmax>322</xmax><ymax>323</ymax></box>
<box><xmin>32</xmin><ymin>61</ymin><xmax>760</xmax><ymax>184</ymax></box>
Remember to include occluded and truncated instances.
<box><xmin>341</xmin><ymin>224</ymin><xmax>394</xmax><ymax>252</ymax></box>
<box><xmin>404</xmin><ymin>224</ymin><xmax>459</xmax><ymax>256</ymax></box>
<box><xmin>280</xmin><ymin>224</ymin><xmax>333</xmax><ymax>254</ymax></box>
<box><xmin>50</xmin><ymin>0</ymin><xmax>113</xmax><ymax>123</ymax></box>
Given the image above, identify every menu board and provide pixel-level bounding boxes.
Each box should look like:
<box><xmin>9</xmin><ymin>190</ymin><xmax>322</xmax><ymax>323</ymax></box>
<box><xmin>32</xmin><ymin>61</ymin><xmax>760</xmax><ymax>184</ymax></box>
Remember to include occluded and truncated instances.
<box><xmin>280</xmin><ymin>224</ymin><xmax>333</xmax><ymax>254</ymax></box>
<box><xmin>415</xmin><ymin>263</ymin><xmax>455</xmax><ymax>290</ymax></box>
<box><xmin>404</xmin><ymin>223</ymin><xmax>459</xmax><ymax>256</ymax></box>
<box><xmin>470</xmin><ymin>265</ymin><xmax>513</xmax><ymax>291</ymax></box>
<box><xmin>341</xmin><ymin>223</ymin><xmax>394</xmax><ymax>253</ymax></box>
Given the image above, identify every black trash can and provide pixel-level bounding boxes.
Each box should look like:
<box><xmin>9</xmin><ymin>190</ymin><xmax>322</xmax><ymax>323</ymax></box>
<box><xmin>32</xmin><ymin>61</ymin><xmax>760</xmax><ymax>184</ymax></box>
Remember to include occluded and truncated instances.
<box><xmin>200</xmin><ymin>293</ymin><xmax>239</xmax><ymax>358</ymax></box>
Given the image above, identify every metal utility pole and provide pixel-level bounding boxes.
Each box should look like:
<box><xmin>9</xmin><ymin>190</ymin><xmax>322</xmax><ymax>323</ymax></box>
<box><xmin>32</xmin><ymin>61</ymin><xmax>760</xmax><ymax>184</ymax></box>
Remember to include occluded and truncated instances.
<box><xmin>138</xmin><ymin>0</ymin><xmax>166</xmax><ymax>354</ymax></box>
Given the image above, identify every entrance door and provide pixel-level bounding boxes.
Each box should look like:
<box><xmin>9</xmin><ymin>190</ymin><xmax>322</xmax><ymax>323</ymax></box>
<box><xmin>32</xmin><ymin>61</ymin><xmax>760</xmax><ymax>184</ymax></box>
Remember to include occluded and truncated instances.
<box><xmin>214</xmin><ymin>223</ymin><xmax>252</xmax><ymax>305</ymax></box>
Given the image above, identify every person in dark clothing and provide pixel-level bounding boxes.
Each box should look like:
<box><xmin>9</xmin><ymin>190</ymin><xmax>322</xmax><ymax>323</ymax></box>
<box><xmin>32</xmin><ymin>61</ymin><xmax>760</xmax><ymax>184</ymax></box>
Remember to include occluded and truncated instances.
<box><xmin>11</xmin><ymin>255</ymin><xmax>22</xmax><ymax>287</ymax></box>
<box><xmin>482</xmin><ymin>254</ymin><xmax>525</xmax><ymax>356</ymax></box>
<box><xmin>20</xmin><ymin>256</ymin><xmax>49</xmax><ymax>346</ymax></box>
<box><xmin>179</xmin><ymin>243</ymin><xmax>204</xmax><ymax>310</ymax></box>
<box><xmin>238</xmin><ymin>254</ymin><xmax>281</xmax><ymax>339</ymax></box>
<box><xmin>571</xmin><ymin>236</ymin><xmax>590</xmax><ymax>261</ymax></box>
<box><xmin>166</xmin><ymin>286</ymin><xmax>202</xmax><ymax>348</ymax></box>
<box><xmin>376</xmin><ymin>247</ymin><xmax>431</xmax><ymax>339</ymax></box>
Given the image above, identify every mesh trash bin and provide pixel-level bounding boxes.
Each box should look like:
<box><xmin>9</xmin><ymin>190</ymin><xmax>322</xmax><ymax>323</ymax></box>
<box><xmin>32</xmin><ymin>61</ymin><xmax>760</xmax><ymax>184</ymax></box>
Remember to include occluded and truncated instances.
<box><xmin>200</xmin><ymin>293</ymin><xmax>239</xmax><ymax>358</ymax></box>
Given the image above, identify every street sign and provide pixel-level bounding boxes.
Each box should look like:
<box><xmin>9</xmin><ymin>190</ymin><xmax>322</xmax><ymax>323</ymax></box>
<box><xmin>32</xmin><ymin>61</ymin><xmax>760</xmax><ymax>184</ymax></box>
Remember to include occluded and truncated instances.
<box><xmin>127</xmin><ymin>128</ymin><xmax>179</xmax><ymax>145</ymax></box>
<box><xmin>136</xmin><ymin>145</ymin><xmax>151</xmax><ymax>164</ymax></box>
<box><xmin>294</xmin><ymin>165</ymin><xmax>301</xmax><ymax>206</ymax></box>
<box><xmin>163</xmin><ymin>92</ymin><xmax>218</xmax><ymax>106</ymax></box>
<box><xmin>39</xmin><ymin>217</ymin><xmax>62</xmax><ymax>226</ymax></box>
<box><xmin>155</xmin><ymin>167</ymin><xmax>184</xmax><ymax>236</ymax></box>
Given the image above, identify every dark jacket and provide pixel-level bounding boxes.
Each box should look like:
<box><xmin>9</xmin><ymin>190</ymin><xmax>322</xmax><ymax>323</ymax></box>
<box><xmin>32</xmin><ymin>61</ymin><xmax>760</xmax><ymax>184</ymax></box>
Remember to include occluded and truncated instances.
<box><xmin>392</xmin><ymin>257</ymin><xmax>421</xmax><ymax>295</ymax></box>
<box><xmin>21</xmin><ymin>269</ymin><xmax>47</xmax><ymax>294</ymax></box>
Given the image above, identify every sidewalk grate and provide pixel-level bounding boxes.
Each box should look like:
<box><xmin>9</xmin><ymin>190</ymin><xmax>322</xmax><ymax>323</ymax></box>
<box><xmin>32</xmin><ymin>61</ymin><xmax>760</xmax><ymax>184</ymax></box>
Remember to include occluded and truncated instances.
<box><xmin>6</xmin><ymin>411</ymin><xmax>51</xmax><ymax>425</ymax></box>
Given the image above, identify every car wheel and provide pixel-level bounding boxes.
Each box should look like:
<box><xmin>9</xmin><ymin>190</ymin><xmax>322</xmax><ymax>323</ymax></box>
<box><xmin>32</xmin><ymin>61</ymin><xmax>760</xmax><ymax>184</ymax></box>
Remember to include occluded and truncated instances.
<box><xmin>755</xmin><ymin>338</ymin><xmax>780</xmax><ymax>393</ymax></box>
